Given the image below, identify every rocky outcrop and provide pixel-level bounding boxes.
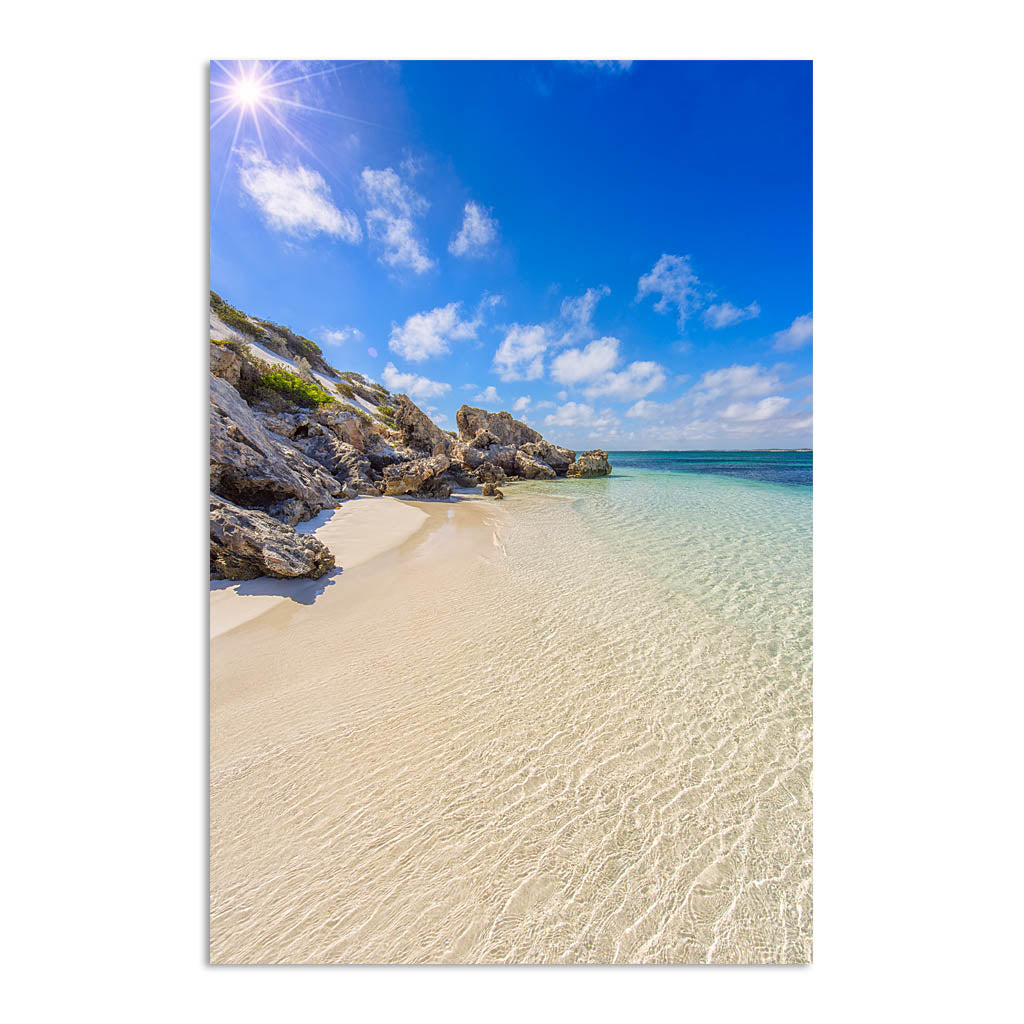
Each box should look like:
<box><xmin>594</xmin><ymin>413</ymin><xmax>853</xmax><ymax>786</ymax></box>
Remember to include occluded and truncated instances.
<box><xmin>395</xmin><ymin>394</ymin><xmax>452</xmax><ymax>455</ymax></box>
<box><xmin>566</xmin><ymin>449</ymin><xmax>612</xmax><ymax>478</ymax></box>
<box><xmin>514</xmin><ymin>449</ymin><xmax>557</xmax><ymax>479</ymax></box>
<box><xmin>383</xmin><ymin>454</ymin><xmax>453</xmax><ymax>498</ymax></box>
<box><xmin>210</xmin><ymin>374</ymin><xmax>342</xmax><ymax>521</ymax></box>
<box><xmin>210</xmin><ymin>341</ymin><xmax>242</xmax><ymax>388</ymax></box>
<box><xmin>456</xmin><ymin>406</ymin><xmax>542</xmax><ymax>447</ymax></box>
<box><xmin>210</xmin><ymin>495</ymin><xmax>335</xmax><ymax>580</ymax></box>
<box><xmin>519</xmin><ymin>440</ymin><xmax>576</xmax><ymax>476</ymax></box>
<box><xmin>291</xmin><ymin>435</ymin><xmax>379</xmax><ymax>498</ymax></box>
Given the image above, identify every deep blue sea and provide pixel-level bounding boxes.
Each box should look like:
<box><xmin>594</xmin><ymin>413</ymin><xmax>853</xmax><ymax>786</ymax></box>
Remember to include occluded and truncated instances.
<box><xmin>606</xmin><ymin>450</ymin><xmax>812</xmax><ymax>487</ymax></box>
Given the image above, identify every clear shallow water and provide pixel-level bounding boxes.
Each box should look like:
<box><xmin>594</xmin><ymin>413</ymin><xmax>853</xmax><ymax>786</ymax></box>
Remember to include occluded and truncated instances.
<box><xmin>608</xmin><ymin>449</ymin><xmax>813</xmax><ymax>487</ymax></box>
<box><xmin>211</xmin><ymin>454</ymin><xmax>812</xmax><ymax>964</ymax></box>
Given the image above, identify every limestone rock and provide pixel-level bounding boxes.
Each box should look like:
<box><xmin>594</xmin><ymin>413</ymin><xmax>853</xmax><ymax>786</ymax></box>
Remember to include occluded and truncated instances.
<box><xmin>514</xmin><ymin>449</ymin><xmax>557</xmax><ymax>480</ymax></box>
<box><xmin>383</xmin><ymin>454</ymin><xmax>453</xmax><ymax>498</ymax></box>
<box><xmin>209</xmin><ymin>341</ymin><xmax>242</xmax><ymax>388</ymax></box>
<box><xmin>566</xmin><ymin>449</ymin><xmax>612</xmax><ymax>478</ymax></box>
<box><xmin>209</xmin><ymin>374</ymin><xmax>341</xmax><ymax>521</ymax></box>
<box><xmin>481</xmin><ymin>481</ymin><xmax>496</xmax><ymax>496</ymax></box>
<box><xmin>395</xmin><ymin>394</ymin><xmax>452</xmax><ymax>455</ymax></box>
<box><xmin>493</xmin><ymin>488</ymin><xmax>504</xmax><ymax>500</ymax></box>
<box><xmin>518</xmin><ymin>440</ymin><xmax>576</xmax><ymax>476</ymax></box>
<box><xmin>292</xmin><ymin>435</ymin><xmax>379</xmax><ymax>496</ymax></box>
<box><xmin>456</xmin><ymin>405</ymin><xmax>542</xmax><ymax>447</ymax></box>
<box><xmin>210</xmin><ymin>494</ymin><xmax>335</xmax><ymax>580</ymax></box>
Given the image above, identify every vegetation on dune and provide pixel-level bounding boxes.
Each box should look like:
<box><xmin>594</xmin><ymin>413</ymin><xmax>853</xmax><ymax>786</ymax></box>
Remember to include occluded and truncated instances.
<box><xmin>258</xmin><ymin>366</ymin><xmax>336</xmax><ymax>409</ymax></box>
<box><xmin>335</xmin><ymin>381</ymin><xmax>356</xmax><ymax>400</ymax></box>
<box><xmin>211</xmin><ymin>337</ymin><xmax>250</xmax><ymax>358</ymax></box>
<box><xmin>210</xmin><ymin>290</ymin><xmax>264</xmax><ymax>340</ymax></box>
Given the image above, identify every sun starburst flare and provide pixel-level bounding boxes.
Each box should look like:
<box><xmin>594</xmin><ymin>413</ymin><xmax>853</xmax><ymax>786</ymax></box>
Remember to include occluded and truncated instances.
<box><xmin>210</xmin><ymin>60</ymin><xmax>374</xmax><ymax>207</ymax></box>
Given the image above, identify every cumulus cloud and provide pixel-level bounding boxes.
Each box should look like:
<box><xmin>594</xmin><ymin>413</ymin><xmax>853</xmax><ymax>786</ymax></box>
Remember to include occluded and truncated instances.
<box><xmin>493</xmin><ymin>324</ymin><xmax>548</xmax><ymax>381</ymax></box>
<box><xmin>381</xmin><ymin>362</ymin><xmax>451</xmax><ymax>400</ymax></box>
<box><xmin>361</xmin><ymin>167</ymin><xmax>434</xmax><ymax>273</ymax></box>
<box><xmin>620</xmin><ymin>362</ymin><xmax>812</xmax><ymax>445</ymax></box>
<box><xmin>695</xmin><ymin>364</ymin><xmax>784</xmax><ymax>400</ymax></box>
<box><xmin>720</xmin><ymin>396</ymin><xmax>792</xmax><ymax>421</ymax></box>
<box><xmin>320</xmin><ymin>326</ymin><xmax>363</xmax><ymax>346</ymax></box>
<box><xmin>474</xmin><ymin>385</ymin><xmax>502</xmax><ymax>405</ymax></box>
<box><xmin>239</xmin><ymin>149</ymin><xmax>362</xmax><ymax>242</ymax></box>
<box><xmin>636</xmin><ymin>254</ymin><xmax>703</xmax><ymax>329</ymax></box>
<box><xmin>512</xmin><ymin>396</ymin><xmax>531</xmax><ymax>412</ymax></box>
<box><xmin>773</xmin><ymin>313</ymin><xmax>813</xmax><ymax>351</ymax></box>
<box><xmin>703</xmin><ymin>301</ymin><xmax>761</xmax><ymax>329</ymax></box>
<box><xmin>551</xmin><ymin>337</ymin><xmax>620</xmax><ymax>384</ymax></box>
<box><xmin>389</xmin><ymin>302</ymin><xmax>483</xmax><ymax>362</ymax></box>
<box><xmin>449</xmin><ymin>201</ymin><xmax>499</xmax><ymax>257</ymax></box>
<box><xmin>584</xmin><ymin>361</ymin><xmax>667</xmax><ymax>401</ymax></box>
<box><xmin>543</xmin><ymin>402</ymin><xmax>617</xmax><ymax>430</ymax></box>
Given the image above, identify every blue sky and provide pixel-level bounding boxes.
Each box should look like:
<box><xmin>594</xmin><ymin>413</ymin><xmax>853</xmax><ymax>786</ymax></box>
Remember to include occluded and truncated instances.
<box><xmin>210</xmin><ymin>60</ymin><xmax>812</xmax><ymax>450</ymax></box>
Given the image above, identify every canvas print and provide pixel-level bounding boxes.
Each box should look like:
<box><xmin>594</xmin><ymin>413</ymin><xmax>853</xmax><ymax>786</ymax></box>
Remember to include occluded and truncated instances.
<box><xmin>209</xmin><ymin>59</ymin><xmax>812</xmax><ymax>964</ymax></box>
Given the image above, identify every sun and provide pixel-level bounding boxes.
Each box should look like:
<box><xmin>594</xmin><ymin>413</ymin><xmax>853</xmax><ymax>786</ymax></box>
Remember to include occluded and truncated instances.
<box><xmin>232</xmin><ymin>77</ymin><xmax>266</xmax><ymax>109</ymax></box>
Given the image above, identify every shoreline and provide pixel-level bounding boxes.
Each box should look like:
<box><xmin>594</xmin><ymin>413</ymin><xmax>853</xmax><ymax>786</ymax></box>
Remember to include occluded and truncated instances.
<box><xmin>210</xmin><ymin>492</ymin><xmax>495</xmax><ymax>639</ymax></box>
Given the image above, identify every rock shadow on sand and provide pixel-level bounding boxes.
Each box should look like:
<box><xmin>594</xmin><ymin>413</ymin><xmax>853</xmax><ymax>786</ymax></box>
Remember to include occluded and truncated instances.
<box><xmin>210</xmin><ymin>566</ymin><xmax>343</xmax><ymax>605</ymax></box>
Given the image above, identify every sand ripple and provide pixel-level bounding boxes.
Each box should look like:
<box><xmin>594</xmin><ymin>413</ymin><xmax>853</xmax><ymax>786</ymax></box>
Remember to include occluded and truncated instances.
<box><xmin>211</xmin><ymin>476</ymin><xmax>811</xmax><ymax>963</ymax></box>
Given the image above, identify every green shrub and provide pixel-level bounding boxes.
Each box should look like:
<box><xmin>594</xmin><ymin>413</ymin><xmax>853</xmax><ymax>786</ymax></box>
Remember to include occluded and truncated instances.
<box><xmin>299</xmin><ymin>337</ymin><xmax>323</xmax><ymax>356</ymax></box>
<box><xmin>338</xmin><ymin>370</ymin><xmax>367</xmax><ymax>385</ymax></box>
<box><xmin>210</xmin><ymin>290</ymin><xmax>224</xmax><ymax>308</ymax></box>
<box><xmin>259</xmin><ymin>368</ymin><xmax>335</xmax><ymax>408</ymax></box>
<box><xmin>217</xmin><ymin>304</ymin><xmax>263</xmax><ymax>339</ymax></box>
<box><xmin>376</xmin><ymin>404</ymin><xmax>396</xmax><ymax>419</ymax></box>
<box><xmin>335</xmin><ymin>381</ymin><xmax>356</xmax><ymax>400</ymax></box>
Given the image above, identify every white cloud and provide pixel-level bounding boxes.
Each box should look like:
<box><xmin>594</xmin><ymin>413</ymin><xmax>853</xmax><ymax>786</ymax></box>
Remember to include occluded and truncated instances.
<box><xmin>584</xmin><ymin>361</ymin><xmax>667</xmax><ymax>401</ymax></box>
<box><xmin>493</xmin><ymin>324</ymin><xmax>548</xmax><ymax>381</ymax></box>
<box><xmin>512</xmin><ymin>396</ymin><xmax>531</xmax><ymax>412</ymax></box>
<box><xmin>615</xmin><ymin>362</ymin><xmax>812</xmax><ymax>446</ymax></box>
<box><xmin>535</xmin><ymin>399</ymin><xmax>555</xmax><ymax>409</ymax></box>
<box><xmin>449</xmin><ymin>201</ymin><xmax>499</xmax><ymax>257</ymax></box>
<box><xmin>556</xmin><ymin>390</ymin><xmax>568</xmax><ymax>401</ymax></box>
<box><xmin>703</xmin><ymin>301</ymin><xmax>761</xmax><ymax>329</ymax></box>
<box><xmin>543</xmin><ymin>402</ymin><xmax>617</xmax><ymax>429</ymax></box>
<box><xmin>636</xmin><ymin>254</ymin><xmax>703</xmax><ymax>329</ymax></box>
<box><xmin>239</xmin><ymin>149</ymin><xmax>362</xmax><ymax>242</ymax></box>
<box><xmin>695</xmin><ymin>364</ymin><xmax>784</xmax><ymax>400</ymax></box>
<box><xmin>720</xmin><ymin>396</ymin><xmax>792</xmax><ymax>421</ymax></box>
<box><xmin>425</xmin><ymin>406</ymin><xmax>448</xmax><ymax>425</ymax></box>
<box><xmin>773</xmin><ymin>313</ymin><xmax>813</xmax><ymax>351</ymax></box>
<box><xmin>558</xmin><ymin>285</ymin><xmax>609</xmax><ymax>346</ymax></box>
<box><xmin>551</xmin><ymin>337</ymin><xmax>620</xmax><ymax>384</ymax></box>
<box><xmin>381</xmin><ymin>362</ymin><xmax>451</xmax><ymax>400</ymax></box>
<box><xmin>361</xmin><ymin>167</ymin><xmax>434</xmax><ymax>273</ymax></box>
<box><xmin>321</xmin><ymin>326</ymin><xmax>363</xmax><ymax>346</ymax></box>
<box><xmin>389</xmin><ymin>302</ymin><xmax>482</xmax><ymax>362</ymax></box>
<box><xmin>474</xmin><ymin>385</ymin><xmax>502</xmax><ymax>405</ymax></box>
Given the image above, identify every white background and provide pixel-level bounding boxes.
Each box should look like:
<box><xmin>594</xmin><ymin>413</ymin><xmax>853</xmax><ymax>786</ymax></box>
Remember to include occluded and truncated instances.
<box><xmin>2</xmin><ymin>2</ymin><xmax>1021</xmax><ymax>1020</ymax></box>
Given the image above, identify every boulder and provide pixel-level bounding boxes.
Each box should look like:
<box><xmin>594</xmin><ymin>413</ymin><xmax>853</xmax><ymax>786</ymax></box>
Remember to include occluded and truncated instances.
<box><xmin>209</xmin><ymin>374</ymin><xmax>341</xmax><ymax>521</ymax></box>
<box><xmin>514</xmin><ymin>449</ymin><xmax>557</xmax><ymax>480</ymax></box>
<box><xmin>210</xmin><ymin>341</ymin><xmax>242</xmax><ymax>388</ymax></box>
<box><xmin>456</xmin><ymin>405</ymin><xmax>542</xmax><ymax>447</ymax></box>
<box><xmin>493</xmin><ymin>488</ymin><xmax>504</xmax><ymax>500</ymax></box>
<box><xmin>566</xmin><ymin>449</ymin><xmax>612</xmax><ymax>478</ymax></box>
<box><xmin>210</xmin><ymin>494</ymin><xmax>335</xmax><ymax>580</ymax></box>
<box><xmin>395</xmin><ymin>394</ymin><xmax>452</xmax><ymax>455</ymax></box>
<box><xmin>518</xmin><ymin>440</ymin><xmax>576</xmax><ymax>476</ymax></box>
<box><xmin>383</xmin><ymin>454</ymin><xmax>453</xmax><ymax>498</ymax></box>
<box><xmin>469</xmin><ymin>428</ymin><xmax>502</xmax><ymax>449</ymax></box>
<box><xmin>481</xmin><ymin>481</ymin><xmax>496</xmax><ymax>496</ymax></box>
<box><xmin>473</xmin><ymin>460</ymin><xmax>508</xmax><ymax>485</ymax></box>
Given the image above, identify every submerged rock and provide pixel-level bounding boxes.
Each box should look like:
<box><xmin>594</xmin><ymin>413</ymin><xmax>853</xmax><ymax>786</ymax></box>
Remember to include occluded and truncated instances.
<box><xmin>566</xmin><ymin>449</ymin><xmax>612</xmax><ymax>478</ymax></box>
<box><xmin>210</xmin><ymin>495</ymin><xmax>335</xmax><ymax>580</ymax></box>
